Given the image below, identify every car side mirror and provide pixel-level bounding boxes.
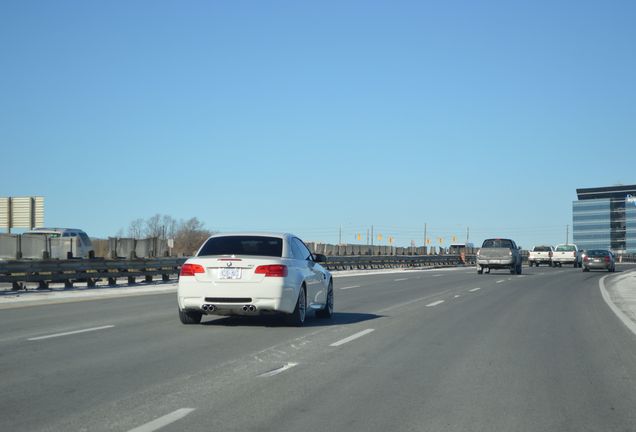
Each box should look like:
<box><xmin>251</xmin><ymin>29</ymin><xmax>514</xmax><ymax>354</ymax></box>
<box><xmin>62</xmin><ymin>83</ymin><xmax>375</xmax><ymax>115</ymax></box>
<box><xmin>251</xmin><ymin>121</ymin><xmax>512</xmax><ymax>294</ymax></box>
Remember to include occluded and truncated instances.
<box><xmin>313</xmin><ymin>253</ymin><xmax>327</xmax><ymax>263</ymax></box>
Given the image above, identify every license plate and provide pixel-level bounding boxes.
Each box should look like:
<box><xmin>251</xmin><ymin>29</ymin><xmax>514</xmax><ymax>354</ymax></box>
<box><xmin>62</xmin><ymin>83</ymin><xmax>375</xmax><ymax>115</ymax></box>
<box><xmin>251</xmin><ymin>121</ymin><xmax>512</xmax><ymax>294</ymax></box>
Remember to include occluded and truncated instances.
<box><xmin>218</xmin><ymin>268</ymin><xmax>242</xmax><ymax>280</ymax></box>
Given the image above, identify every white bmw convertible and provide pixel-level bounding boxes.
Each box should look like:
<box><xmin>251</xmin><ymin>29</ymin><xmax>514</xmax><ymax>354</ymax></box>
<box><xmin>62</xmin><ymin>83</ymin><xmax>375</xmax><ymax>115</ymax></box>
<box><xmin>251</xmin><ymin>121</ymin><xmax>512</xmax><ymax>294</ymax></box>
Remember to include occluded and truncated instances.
<box><xmin>177</xmin><ymin>233</ymin><xmax>334</xmax><ymax>326</ymax></box>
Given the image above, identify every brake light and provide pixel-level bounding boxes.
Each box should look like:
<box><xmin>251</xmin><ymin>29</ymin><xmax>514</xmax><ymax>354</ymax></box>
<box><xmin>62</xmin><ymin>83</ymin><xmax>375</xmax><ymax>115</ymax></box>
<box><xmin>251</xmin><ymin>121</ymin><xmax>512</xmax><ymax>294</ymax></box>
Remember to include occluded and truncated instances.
<box><xmin>584</xmin><ymin>256</ymin><xmax>589</xmax><ymax>262</ymax></box>
<box><xmin>605</xmin><ymin>256</ymin><xmax>610</xmax><ymax>263</ymax></box>
<box><xmin>255</xmin><ymin>265</ymin><xmax>288</xmax><ymax>277</ymax></box>
<box><xmin>180</xmin><ymin>263</ymin><xmax>205</xmax><ymax>276</ymax></box>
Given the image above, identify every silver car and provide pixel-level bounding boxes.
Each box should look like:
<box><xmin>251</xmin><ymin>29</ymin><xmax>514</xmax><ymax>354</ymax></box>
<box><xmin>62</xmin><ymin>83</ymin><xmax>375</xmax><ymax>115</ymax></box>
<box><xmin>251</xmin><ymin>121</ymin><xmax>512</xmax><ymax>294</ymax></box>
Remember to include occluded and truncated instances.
<box><xmin>582</xmin><ymin>249</ymin><xmax>616</xmax><ymax>272</ymax></box>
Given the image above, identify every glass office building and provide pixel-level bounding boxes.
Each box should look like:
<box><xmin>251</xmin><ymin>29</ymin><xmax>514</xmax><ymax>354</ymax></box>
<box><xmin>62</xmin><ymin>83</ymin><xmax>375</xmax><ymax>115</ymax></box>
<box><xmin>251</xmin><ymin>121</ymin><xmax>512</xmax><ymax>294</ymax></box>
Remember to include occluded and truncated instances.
<box><xmin>573</xmin><ymin>185</ymin><xmax>636</xmax><ymax>253</ymax></box>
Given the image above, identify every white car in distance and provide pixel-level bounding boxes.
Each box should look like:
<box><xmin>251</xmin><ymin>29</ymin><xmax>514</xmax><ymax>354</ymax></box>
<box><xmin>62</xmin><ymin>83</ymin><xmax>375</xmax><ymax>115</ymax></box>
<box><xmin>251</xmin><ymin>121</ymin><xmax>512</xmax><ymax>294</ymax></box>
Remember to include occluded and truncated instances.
<box><xmin>177</xmin><ymin>233</ymin><xmax>333</xmax><ymax>326</ymax></box>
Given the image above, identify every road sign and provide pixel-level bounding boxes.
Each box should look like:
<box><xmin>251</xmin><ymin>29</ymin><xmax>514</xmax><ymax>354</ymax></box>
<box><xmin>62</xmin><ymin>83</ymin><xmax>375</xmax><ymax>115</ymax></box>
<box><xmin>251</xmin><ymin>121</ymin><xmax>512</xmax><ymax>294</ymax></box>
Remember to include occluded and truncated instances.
<box><xmin>0</xmin><ymin>196</ymin><xmax>44</xmax><ymax>232</ymax></box>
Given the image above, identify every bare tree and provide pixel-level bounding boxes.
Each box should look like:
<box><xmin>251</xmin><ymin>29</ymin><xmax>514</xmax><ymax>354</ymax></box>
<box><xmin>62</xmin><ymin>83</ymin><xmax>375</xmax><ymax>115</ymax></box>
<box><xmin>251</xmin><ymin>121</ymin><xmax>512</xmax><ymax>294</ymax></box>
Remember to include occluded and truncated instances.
<box><xmin>144</xmin><ymin>214</ymin><xmax>177</xmax><ymax>239</ymax></box>
<box><xmin>128</xmin><ymin>218</ymin><xmax>144</xmax><ymax>239</ymax></box>
<box><xmin>162</xmin><ymin>215</ymin><xmax>177</xmax><ymax>239</ymax></box>
<box><xmin>145</xmin><ymin>214</ymin><xmax>162</xmax><ymax>238</ymax></box>
<box><xmin>174</xmin><ymin>217</ymin><xmax>213</xmax><ymax>256</ymax></box>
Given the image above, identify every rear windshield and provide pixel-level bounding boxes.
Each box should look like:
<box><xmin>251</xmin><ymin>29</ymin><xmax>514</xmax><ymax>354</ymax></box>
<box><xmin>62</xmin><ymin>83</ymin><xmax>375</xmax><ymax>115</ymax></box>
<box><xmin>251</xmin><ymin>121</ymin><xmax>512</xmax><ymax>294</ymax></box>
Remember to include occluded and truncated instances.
<box><xmin>587</xmin><ymin>250</ymin><xmax>609</xmax><ymax>257</ymax></box>
<box><xmin>555</xmin><ymin>245</ymin><xmax>576</xmax><ymax>252</ymax></box>
<box><xmin>533</xmin><ymin>246</ymin><xmax>552</xmax><ymax>252</ymax></box>
<box><xmin>482</xmin><ymin>239</ymin><xmax>513</xmax><ymax>249</ymax></box>
<box><xmin>198</xmin><ymin>236</ymin><xmax>283</xmax><ymax>257</ymax></box>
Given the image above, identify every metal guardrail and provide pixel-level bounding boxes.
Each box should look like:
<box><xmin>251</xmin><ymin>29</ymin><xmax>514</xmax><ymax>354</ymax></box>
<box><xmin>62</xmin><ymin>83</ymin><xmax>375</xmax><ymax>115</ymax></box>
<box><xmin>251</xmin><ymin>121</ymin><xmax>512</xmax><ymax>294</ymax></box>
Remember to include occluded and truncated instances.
<box><xmin>322</xmin><ymin>254</ymin><xmax>475</xmax><ymax>270</ymax></box>
<box><xmin>0</xmin><ymin>255</ymin><xmax>476</xmax><ymax>291</ymax></box>
<box><xmin>0</xmin><ymin>258</ymin><xmax>187</xmax><ymax>291</ymax></box>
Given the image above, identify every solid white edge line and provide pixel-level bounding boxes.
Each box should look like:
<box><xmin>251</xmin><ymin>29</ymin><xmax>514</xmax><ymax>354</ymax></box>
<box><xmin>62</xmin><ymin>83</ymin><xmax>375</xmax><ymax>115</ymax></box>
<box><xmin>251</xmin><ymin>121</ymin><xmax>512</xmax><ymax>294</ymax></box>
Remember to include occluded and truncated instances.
<box><xmin>127</xmin><ymin>408</ymin><xmax>196</xmax><ymax>432</ymax></box>
<box><xmin>425</xmin><ymin>300</ymin><xmax>445</xmax><ymax>307</ymax></box>
<box><xmin>599</xmin><ymin>273</ymin><xmax>636</xmax><ymax>336</ymax></box>
<box><xmin>340</xmin><ymin>285</ymin><xmax>361</xmax><ymax>290</ymax></box>
<box><xmin>496</xmin><ymin>280</ymin><xmax>505</xmax><ymax>284</ymax></box>
<box><xmin>393</xmin><ymin>278</ymin><xmax>408</xmax><ymax>281</ymax></box>
<box><xmin>28</xmin><ymin>325</ymin><xmax>115</xmax><ymax>341</ymax></box>
<box><xmin>258</xmin><ymin>362</ymin><xmax>299</xmax><ymax>378</ymax></box>
<box><xmin>330</xmin><ymin>329</ymin><xmax>375</xmax><ymax>347</ymax></box>
<box><xmin>469</xmin><ymin>288</ymin><xmax>481</xmax><ymax>292</ymax></box>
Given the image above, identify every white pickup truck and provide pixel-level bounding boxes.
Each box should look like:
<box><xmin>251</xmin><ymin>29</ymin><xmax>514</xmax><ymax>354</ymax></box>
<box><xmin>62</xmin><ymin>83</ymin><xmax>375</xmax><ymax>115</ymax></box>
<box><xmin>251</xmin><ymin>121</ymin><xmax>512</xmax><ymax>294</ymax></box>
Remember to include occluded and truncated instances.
<box><xmin>552</xmin><ymin>244</ymin><xmax>581</xmax><ymax>268</ymax></box>
<box><xmin>528</xmin><ymin>245</ymin><xmax>554</xmax><ymax>267</ymax></box>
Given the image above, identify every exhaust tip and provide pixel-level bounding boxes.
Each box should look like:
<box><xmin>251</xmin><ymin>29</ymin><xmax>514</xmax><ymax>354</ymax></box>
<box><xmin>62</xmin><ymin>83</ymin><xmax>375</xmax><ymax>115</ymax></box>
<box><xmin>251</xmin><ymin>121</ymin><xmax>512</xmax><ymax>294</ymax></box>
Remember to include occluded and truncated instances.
<box><xmin>242</xmin><ymin>305</ymin><xmax>249</xmax><ymax>312</ymax></box>
<box><xmin>248</xmin><ymin>305</ymin><xmax>256</xmax><ymax>312</ymax></box>
<box><xmin>202</xmin><ymin>304</ymin><xmax>209</xmax><ymax>311</ymax></box>
<box><xmin>208</xmin><ymin>305</ymin><xmax>216</xmax><ymax>312</ymax></box>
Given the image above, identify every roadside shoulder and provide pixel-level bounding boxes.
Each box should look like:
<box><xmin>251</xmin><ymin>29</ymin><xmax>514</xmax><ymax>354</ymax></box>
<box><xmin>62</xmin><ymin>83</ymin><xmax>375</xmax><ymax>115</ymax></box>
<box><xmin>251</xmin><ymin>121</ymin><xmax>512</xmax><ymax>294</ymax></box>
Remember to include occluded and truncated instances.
<box><xmin>600</xmin><ymin>270</ymin><xmax>636</xmax><ymax>336</ymax></box>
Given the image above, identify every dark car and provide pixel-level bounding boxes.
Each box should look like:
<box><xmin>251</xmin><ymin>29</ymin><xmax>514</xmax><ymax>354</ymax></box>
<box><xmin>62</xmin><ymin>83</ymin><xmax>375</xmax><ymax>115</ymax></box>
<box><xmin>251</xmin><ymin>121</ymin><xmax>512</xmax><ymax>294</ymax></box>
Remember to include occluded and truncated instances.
<box><xmin>582</xmin><ymin>249</ymin><xmax>616</xmax><ymax>272</ymax></box>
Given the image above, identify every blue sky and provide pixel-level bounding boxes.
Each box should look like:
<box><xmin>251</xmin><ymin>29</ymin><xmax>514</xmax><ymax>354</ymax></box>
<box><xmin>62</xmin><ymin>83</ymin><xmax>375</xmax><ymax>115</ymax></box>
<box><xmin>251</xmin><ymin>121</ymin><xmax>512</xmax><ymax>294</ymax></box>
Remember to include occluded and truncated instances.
<box><xmin>1</xmin><ymin>0</ymin><xmax>635</xmax><ymax>248</ymax></box>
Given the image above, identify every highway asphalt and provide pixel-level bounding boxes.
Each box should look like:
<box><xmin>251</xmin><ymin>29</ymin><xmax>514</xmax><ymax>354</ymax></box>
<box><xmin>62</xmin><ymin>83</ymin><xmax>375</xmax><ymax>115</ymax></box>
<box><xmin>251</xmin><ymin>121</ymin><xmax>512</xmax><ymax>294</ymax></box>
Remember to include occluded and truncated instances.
<box><xmin>1</xmin><ymin>264</ymin><xmax>636</xmax><ymax>432</ymax></box>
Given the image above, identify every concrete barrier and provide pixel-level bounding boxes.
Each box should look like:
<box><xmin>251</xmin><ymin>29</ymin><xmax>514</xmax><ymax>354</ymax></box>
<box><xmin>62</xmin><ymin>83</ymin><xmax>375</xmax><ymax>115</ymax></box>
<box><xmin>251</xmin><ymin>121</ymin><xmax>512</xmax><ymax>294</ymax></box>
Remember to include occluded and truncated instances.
<box><xmin>49</xmin><ymin>237</ymin><xmax>79</xmax><ymax>259</ymax></box>
<box><xmin>20</xmin><ymin>235</ymin><xmax>48</xmax><ymax>259</ymax></box>
<box><xmin>0</xmin><ymin>234</ymin><xmax>20</xmax><ymax>259</ymax></box>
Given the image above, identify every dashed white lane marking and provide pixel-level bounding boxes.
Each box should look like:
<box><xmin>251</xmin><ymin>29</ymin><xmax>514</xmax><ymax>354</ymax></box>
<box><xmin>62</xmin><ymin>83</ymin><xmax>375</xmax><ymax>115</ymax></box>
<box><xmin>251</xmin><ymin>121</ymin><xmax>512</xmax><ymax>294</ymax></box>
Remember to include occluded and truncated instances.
<box><xmin>28</xmin><ymin>325</ymin><xmax>115</xmax><ymax>341</ymax></box>
<box><xmin>258</xmin><ymin>362</ymin><xmax>299</xmax><ymax>378</ymax></box>
<box><xmin>394</xmin><ymin>278</ymin><xmax>409</xmax><ymax>281</ymax></box>
<box><xmin>496</xmin><ymin>280</ymin><xmax>505</xmax><ymax>284</ymax></box>
<box><xmin>426</xmin><ymin>300</ymin><xmax>445</xmax><ymax>307</ymax></box>
<box><xmin>469</xmin><ymin>288</ymin><xmax>481</xmax><ymax>292</ymax></box>
<box><xmin>127</xmin><ymin>408</ymin><xmax>195</xmax><ymax>432</ymax></box>
<box><xmin>340</xmin><ymin>285</ymin><xmax>361</xmax><ymax>290</ymax></box>
<box><xmin>454</xmin><ymin>295</ymin><xmax>461</xmax><ymax>298</ymax></box>
<box><xmin>376</xmin><ymin>289</ymin><xmax>452</xmax><ymax>314</ymax></box>
<box><xmin>330</xmin><ymin>329</ymin><xmax>375</xmax><ymax>347</ymax></box>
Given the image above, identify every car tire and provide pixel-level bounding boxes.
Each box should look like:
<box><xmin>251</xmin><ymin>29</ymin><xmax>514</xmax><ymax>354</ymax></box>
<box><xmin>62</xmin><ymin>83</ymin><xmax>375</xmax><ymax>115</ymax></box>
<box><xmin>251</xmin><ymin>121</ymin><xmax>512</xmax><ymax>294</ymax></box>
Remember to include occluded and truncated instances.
<box><xmin>178</xmin><ymin>308</ymin><xmax>202</xmax><ymax>325</ymax></box>
<box><xmin>287</xmin><ymin>286</ymin><xmax>306</xmax><ymax>327</ymax></box>
<box><xmin>583</xmin><ymin>267</ymin><xmax>589</xmax><ymax>272</ymax></box>
<box><xmin>529</xmin><ymin>261</ymin><xmax>533</xmax><ymax>267</ymax></box>
<box><xmin>316</xmin><ymin>280</ymin><xmax>334</xmax><ymax>319</ymax></box>
<box><xmin>477</xmin><ymin>267</ymin><xmax>483</xmax><ymax>274</ymax></box>
<box><xmin>510</xmin><ymin>267</ymin><xmax>516</xmax><ymax>274</ymax></box>
<box><xmin>517</xmin><ymin>263</ymin><xmax>522</xmax><ymax>274</ymax></box>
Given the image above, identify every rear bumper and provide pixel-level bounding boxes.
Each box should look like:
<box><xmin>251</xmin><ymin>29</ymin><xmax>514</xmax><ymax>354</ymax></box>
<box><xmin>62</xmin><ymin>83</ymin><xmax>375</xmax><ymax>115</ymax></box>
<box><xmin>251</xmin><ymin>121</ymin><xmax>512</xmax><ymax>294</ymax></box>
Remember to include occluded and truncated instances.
<box><xmin>477</xmin><ymin>259</ymin><xmax>514</xmax><ymax>268</ymax></box>
<box><xmin>177</xmin><ymin>278</ymin><xmax>298</xmax><ymax>315</ymax></box>
<box><xmin>552</xmin><ymin>257</ymin><xmax>576</xmax><ymax>264</ymax></box>
<box><xmin>584</xmin><ymin>262</ymin><xmax>611</xmax><ymax>270</ymax></box>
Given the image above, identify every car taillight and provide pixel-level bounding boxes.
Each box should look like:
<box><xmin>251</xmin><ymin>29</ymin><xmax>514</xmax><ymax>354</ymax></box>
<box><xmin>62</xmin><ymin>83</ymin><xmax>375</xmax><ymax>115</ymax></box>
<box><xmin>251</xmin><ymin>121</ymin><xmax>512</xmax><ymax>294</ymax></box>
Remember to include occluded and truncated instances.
<box><xmin>255</xmin><ymin>265</ymin><xmax>288</xmax><ymax>277</ymax></box>
<box><xmin>605</xmin><ymin>256</ymin><xmax>610</xmax><ymax>263</ymax></box>
<box><xmin>584</xmin><ymin>256</ymin><xmax>589</xmax><ymax>262</ymax></box>
<box><xmin>180</xmin><ymin>263</ymin><xmax>205</xmax><ymax>276</ymax></box>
